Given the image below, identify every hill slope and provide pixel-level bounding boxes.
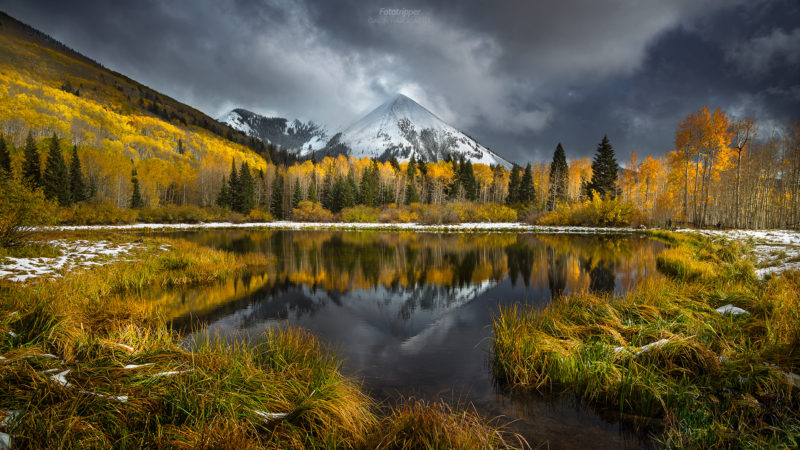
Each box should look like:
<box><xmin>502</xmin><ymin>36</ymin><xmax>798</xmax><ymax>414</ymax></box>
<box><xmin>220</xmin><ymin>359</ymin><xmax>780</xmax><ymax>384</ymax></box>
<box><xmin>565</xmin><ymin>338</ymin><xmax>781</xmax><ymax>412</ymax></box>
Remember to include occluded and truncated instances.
<box><xmin>218</xmin><ymin>109</ymin><xmax>328</xmax><ymax>156</ymax></box>
<box><xmin>0</xmin><ymin>12</ymin><xmax>267</xmax><ymax>207</ymax></box>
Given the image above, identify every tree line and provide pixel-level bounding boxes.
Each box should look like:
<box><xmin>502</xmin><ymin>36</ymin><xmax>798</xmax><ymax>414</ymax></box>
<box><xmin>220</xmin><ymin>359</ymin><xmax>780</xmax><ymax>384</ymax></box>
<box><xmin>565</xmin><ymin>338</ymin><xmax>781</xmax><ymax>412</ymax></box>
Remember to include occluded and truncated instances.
<box><xmin>2</xmin><ymin>107</ymin><xmax>798</xmax><ymax>229</ymax></box>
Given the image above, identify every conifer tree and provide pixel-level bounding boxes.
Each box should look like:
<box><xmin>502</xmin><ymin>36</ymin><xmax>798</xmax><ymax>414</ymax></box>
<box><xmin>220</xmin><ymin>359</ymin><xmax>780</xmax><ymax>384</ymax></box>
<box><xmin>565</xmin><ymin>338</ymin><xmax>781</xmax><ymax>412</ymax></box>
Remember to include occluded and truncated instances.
<box><xmin>216</xmin><ymin>175</ymin><xmax>231</xmax><ymax>208</ymax></box>
<box><xmin>584</xmin><ymin>135</ymin><xmax>619</xmax><ymax>199</ymax></box>
<box><xmin>506</xmin><ymin>164</ymin><xmax>521</xmax><ymax>204</ymax></box>
<box><xmin>345</xmin><ymin>172</ymin><xmax>357</xmax><ymax>208</ymax></box>
<box><xmin>360</xmin><ymin>161</ymin><xmax>379</xmax><ymax>206</ymax></box>
<box><xmin>459</xmin><ymin>159</ymin><xmax>478</xmax><ymax>201</ymax></box>
<box><xmin>69</xmin><ymin>145</ymin><xmax>86</xmax><ymax>203</ymax></box>
<box><xmin>130</xmin><ymin>167</ymin><xmax>144</xmax><ymax>208</ymax></box>
<box><xmin>546</xmin><ymin>143</ymin><xmax>569</xmax><ymax>210</ymax></box>
<box><xmin>405</xmin><ymin>156</ymin><xmax>420</xmax><ymax>204</ymax></box>
<box><xmin>519</xmin><ymin>163</ymin><xmax>535</xmax><ymax>204</ymax></box>
<box><xmin>43</xmin><ymin>134</ymin><xmax>71</xmax><ymax>206</ymax></box>
<box><xmin>22</xmin><ymin>132</ymin><xmax>41</xmax><ymax>188</ymax></box>
<box><xmin>270</xmin><ymin>174</ymin><xmax>284</xmax><ymax>219</ymax></box>
<box><xmin>292</xmin><ymin>178</ymin><xmax>302</xmax><ymax>209</ymax></box>
<box><xmin>322</xmin><ymin>171</ymin><xmax>335</xmax><ymax>210</ymax></box>
<box><xmin>228</xmin><ymin>160</ymin><xmax>240</xmax><ymax>212</ymax></box>
<box><xmin>238</xmin><ymin>162</ymin><xmax>255</xmax><ymax>213</ymax></box>
<box><xmin>0</xmin><ymin>134</ymin><xmax>10</xmax><ymax>175</ymax></box>
<box><xmin>308</xmin><ymin>177</ymin><xmax>318</xmax><ymax>203</ymax></box>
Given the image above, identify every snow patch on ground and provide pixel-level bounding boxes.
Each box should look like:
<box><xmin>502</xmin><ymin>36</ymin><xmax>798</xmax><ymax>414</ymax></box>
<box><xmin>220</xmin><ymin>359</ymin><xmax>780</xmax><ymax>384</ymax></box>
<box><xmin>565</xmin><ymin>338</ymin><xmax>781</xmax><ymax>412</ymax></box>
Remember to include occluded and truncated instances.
<box><xmin>0</xmin><ymin>240</ymin><xmax>143</xmax><ymax>283</ymax></box>
<box><xmin>677</xmin><ymin>229</ymin><xmax>800</xmax><ymax>279</ymax></box>
<box><xmin>50</xmin><ymin>221</ymin><xmax>640</xmax><ymax>234</ymax></box>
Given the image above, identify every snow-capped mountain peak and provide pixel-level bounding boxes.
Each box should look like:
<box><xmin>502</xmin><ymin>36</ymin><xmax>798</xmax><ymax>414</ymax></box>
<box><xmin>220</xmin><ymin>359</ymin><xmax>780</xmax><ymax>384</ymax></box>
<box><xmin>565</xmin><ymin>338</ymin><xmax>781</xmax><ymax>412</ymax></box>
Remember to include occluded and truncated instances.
<box><xmin>333</xmin><ymin>93</ymin><xmax>511</xmax><ymax>167</ymax></box>
<box><xmin>217</xmin><ymin>108</ymin><xmax>328</xmax><ymax>155</ymax></box>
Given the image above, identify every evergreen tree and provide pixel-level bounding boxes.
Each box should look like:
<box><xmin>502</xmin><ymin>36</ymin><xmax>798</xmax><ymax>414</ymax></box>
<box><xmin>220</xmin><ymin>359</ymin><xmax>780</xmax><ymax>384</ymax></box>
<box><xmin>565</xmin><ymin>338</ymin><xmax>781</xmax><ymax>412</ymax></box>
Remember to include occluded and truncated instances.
<box><xmin>22</xmin><ymin>132</ymin><xmax>41</xmax><ymax>188</ymax></box>
<box><xmin>0</xmin><ymin>134</ymin><xmax>10</xmax><ymax>175</ymax></box>
<box><xmin>177</xmin><ymin>138</ymin><xmax>185</xmax><ymax>155</ymax></box>
<box><xmin>308</xmin><ymin>177</ymin><xmax>318</xmax><ymax>203</ymax></box>
<box><xmin>292</xmin><ymin>178</ymin><xmax>302</xmax><ymax>209</ymax></box>
<box><xmin>322</xmin><ymin>171</ymin><xmax>335</xmax><ymax>210</ymax></box>
<box><xmin>228</xmin><ymin>160</ymin><xmax>241</xmax><ymax>212</ymax></box>
<box><xmin>130</xmin><ymin>167</ymin><xmax>144</xmax><ymax>208</ymax></box>
<box><xmin>459</xmin><ymin>159</ymin><xmax>478</xmax><ymax>201</ymax></box>
<box><xmin>345</xmin><ymin>172</ymin><xmax>357</xmax><ymax>208</ymax></box>
<box><xmin>359</xmin><ymin>161</ymin><xmax>380</xmax><ymax>206</ymax></box>
<box><xmin>216</xmin><ymin>176</ymin><xmax>231</xmax><ymax>208</ymax></box>
<box><xmin>519</xmin><ymin>163</ymin><xmax>535</xmax><ymax>204</ymax></box>
<box><xmin>43</xmin><ymin>134</ymin><xmax>71</xmax><ymax>206</ymax></box>
<box><xmin>238</xmin><ymin>162</ymin><xmax>256</xmax><ymax>213</ymax></box>
<box><xmin>405</xmin><ymin>156</ymin><xmax>420</xmax><ymax>204</ymax></box>
<box><xmin>546</xmin><ymin>143</ymin><xmax>569</xmax><ymax>210</ymax></box>
<box><xmin>270</xmin><ymin>174</ymin><xmax>284</xmax><ymax>219</ymax></box>
<box><xmin>584</xmin><ymin>135</ymin><xmax>620</xmax><ymax>199</ymax></box>
<box><xmin>69</xmin><ymin>145</ymin><xmax>86</xmax><ymax>203</ymax></box>
<box><xmin>506</xmin><ymin>164</ymin><xmax>521</xmax><ymax>204</ymax></box>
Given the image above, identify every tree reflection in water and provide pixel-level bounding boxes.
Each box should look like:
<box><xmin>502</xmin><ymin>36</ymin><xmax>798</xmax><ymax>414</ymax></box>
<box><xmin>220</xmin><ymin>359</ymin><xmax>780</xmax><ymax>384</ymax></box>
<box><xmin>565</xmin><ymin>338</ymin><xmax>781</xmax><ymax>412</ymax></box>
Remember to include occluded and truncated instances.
<box><xmin>151</xmin><ymin>230</ymin><xmax>664</xmax><ymax>450</ymax></box>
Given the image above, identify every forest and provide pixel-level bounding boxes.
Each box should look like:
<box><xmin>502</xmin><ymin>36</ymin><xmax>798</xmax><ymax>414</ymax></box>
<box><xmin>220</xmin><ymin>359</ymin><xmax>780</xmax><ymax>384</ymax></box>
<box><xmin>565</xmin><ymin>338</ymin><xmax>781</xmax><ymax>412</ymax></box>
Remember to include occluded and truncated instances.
<box><xmin>1</xmin><ymin>105</ymin><xmax>799</xmax><ymax>230</ymax></box>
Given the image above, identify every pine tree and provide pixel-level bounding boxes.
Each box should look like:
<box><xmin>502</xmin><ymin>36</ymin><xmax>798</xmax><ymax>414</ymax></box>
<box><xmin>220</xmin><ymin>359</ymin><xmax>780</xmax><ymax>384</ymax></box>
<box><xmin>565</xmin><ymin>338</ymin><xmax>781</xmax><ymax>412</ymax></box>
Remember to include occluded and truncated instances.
<box><xmin>585</xmin><ymin>135</ymin><xmax>619</xmax><ymax>199</ymax></box>
<box><xmin>322</xmin><ymin>171</ymin><xmax>335</xmax><ymax>210</ymax></box>
<box><xmin>359</xmin><ymin>161</ymin><xmax>379</xmax><ymax>206</ymax></box>
<box><xmin>345</xmin><ymin>172</ymin><xmax>357</xmax><ymax>208</ymax></box>
<box><xmin>459</xmin><ymin>159</ymin><xmax>478</xmax><ymax>201</ymax></box>
<box><xmin>69</xmin><ymin>145</ymin><xmax>86</xmax><ymax>203</ymax></box>
<box><xmin>506</xmin><ymin>164</ymin><xmax>521</xmax><ymax>204</ymax></box>
<box><xmin>177</xmin><ymin>138</ymin><xmax>185</xmax><ymax>155</ymax></box>
<box><xmin>130</xmin><ymin>167</ymin><xmax>144</xmax><ymax>208</ymax></box>
<box><xmin>308</xmin><ymin>177</ymin><xmax>318</xmax><ymax>203</ymax></box>
<box><xmin>546</xmin><ymin>143</ymin><xmax>569</xmax><ymax>210</ymax></box>
<box><xmin>43</xmin><ymin>134</ymin><xmax>71</xmax><ymax>206</ymax></box>
<box><xmin>405</xmin><ymin>156</ymin><xmax>420</xmax><ymax>204</ymax></box>
<box><xmin>238</xmin><ymin>162</ymin><xmax>255</xmax><ymax>213</ymax></box>
<box><xmin>0</xmin><ymin>134</ymin><xmax>10</xmax><ymax>175</ymax></box>
<box><xmin>216</xmin><ymin>175</ymin><xmax>231</xmax><ymax>208</ymax></box>
<box><xmin>519</xmin><ymin>163</ymin><xmax>535</xmax><ymax>204</ymax></box>
<box><xmin>22</xmin><ymin>132</ymin><xmax>41</xmax><ymax>188</ymax></box>
<box><xmin>292</xmin><ymin>178</ymin><xmax>302</xmax><ymax>209</ymax></box>
<box><xmin>270</xmin><ymin>174</ymin><xmax>284</xmax><ymax>219</ymax></box>
<box><xmin>228</xmin><ymin>159</ymin><xmax>240</xmax><ymax>212</ymax></box>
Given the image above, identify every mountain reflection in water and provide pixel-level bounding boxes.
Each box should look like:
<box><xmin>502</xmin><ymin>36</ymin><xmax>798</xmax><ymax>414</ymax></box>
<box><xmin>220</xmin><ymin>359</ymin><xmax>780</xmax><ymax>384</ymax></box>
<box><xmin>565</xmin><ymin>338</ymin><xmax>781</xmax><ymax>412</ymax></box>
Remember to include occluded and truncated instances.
<box><xmin>152</xmin><ymin>230</ymin><xmax>663</xmax><ymax>449</ymax></box>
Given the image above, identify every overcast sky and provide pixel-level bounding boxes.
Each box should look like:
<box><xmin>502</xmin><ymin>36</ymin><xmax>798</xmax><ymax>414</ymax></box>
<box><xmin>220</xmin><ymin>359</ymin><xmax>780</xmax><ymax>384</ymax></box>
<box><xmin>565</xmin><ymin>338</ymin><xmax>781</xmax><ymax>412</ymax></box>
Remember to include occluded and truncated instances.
<box><xmin>4</xmin><ymin>0</ymin><xmax>799</xmax><ymax>164</ymax></box>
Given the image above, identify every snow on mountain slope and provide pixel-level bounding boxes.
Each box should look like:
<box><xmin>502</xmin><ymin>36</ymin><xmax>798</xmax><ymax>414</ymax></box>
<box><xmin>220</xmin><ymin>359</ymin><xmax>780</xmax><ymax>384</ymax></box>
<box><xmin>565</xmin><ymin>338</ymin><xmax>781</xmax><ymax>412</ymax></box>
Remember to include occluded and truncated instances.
<box><xmin>334</xmin><ymin>94</ymin><xmax>512</xmax><ymax>167</ymax></box>
<box><xmin>218</xmin><ymin>108</ymin><xmax>327</xmax><ymax>155</ymax></box>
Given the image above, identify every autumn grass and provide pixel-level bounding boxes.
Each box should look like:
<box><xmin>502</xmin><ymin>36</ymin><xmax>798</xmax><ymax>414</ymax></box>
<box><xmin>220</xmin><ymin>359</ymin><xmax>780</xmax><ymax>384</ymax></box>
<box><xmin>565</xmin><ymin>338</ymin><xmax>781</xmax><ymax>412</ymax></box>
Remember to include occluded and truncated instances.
<box><xmin>493</xmin><ymin>231</ymin><xmax>800</xmax><ymax>447</ymax></box>
<box><xmin>366</xmin><ymin>399</ymin><xmax>525</xmax><ymax>450</ymax></box>
<box><xmin>0</xmin><ymin>234</ymin><xmax>518</xmax><ymax>449</ymax></box>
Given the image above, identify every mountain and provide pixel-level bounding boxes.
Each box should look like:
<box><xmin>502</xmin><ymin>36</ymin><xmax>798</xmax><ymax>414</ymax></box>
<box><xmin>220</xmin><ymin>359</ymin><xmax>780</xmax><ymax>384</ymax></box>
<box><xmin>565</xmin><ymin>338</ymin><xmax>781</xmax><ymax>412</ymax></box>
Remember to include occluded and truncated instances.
<box><xmin>327</xmin><ymin>94</ymin><xmax>512</xmax><ymax>167</ymax></box>
<box><xmin>221</xmin><ymin>94</ymin><xmax>513</xmax><ymax>167</ymax></box>
<box><xmin>0</xmin><ymin>12</ymin><xmax>267</xmax><ymax>206</ymax></box>
<box><xmin>217</xmin><ymin>109</ymin><xmax>327</xmax><ymax>156</ymax></box>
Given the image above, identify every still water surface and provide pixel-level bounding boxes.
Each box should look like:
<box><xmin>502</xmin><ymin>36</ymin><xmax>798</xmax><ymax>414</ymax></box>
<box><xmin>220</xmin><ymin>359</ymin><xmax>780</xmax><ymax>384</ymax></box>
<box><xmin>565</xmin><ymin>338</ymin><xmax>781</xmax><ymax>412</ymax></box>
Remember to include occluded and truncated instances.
<box><xmin>152</xmin><ymin>230</ymin><xmax>665</xmax><ymax>448</ymax></box>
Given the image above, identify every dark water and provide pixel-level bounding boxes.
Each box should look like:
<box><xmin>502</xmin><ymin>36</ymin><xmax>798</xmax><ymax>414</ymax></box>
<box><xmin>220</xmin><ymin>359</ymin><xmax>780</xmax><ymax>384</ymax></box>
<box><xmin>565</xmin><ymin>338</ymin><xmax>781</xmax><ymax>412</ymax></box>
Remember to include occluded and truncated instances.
<box><xmin>153</xmin><ymin>230</ymin><xmax>664</xmax><ymax>448</ymax></box>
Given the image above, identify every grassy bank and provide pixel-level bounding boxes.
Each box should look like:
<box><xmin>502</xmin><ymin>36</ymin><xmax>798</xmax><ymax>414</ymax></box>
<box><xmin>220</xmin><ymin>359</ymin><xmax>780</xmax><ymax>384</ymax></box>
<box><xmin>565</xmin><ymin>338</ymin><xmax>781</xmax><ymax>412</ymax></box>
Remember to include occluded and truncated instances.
<box><xmin>493</xmin><ymin>231</ymin><xmax>800</xmax><ymax>447</ymax></box>
<box><xmin>1</xmin><ymin>235</ymin><xmax>519</xmax><ymax>448</ymax></box>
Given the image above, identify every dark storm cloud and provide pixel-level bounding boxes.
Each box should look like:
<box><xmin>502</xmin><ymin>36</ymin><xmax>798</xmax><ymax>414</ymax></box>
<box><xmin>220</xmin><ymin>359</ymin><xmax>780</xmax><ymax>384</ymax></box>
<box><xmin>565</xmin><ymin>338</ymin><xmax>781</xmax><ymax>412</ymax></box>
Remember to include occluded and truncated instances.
<box><xmin>3</xmin><ymin>0</ymin><xmax>799</xmax><ymax>164</ymax></box>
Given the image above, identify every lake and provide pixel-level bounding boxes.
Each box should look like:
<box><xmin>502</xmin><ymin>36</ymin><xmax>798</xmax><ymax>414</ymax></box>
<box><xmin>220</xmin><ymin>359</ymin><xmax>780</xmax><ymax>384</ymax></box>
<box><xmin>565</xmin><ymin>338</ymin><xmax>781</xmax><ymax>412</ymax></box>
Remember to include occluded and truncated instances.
<box><xmin>147</xmin><ymin>229</ymin><xmax>665</xmax><ymax>448</ymax></box>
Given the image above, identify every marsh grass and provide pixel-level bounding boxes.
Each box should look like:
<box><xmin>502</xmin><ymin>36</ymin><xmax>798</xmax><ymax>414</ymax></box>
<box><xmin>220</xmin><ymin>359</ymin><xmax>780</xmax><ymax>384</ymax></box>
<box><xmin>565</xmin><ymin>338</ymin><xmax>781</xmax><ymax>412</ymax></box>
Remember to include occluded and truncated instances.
<box><xmin>0</xmin><ymin>233</ymin><xmax>516</xmax><ymax>449</ymax></box>
<box><xmin>366</xmin><ymin>399</ymin><xmax>525</xmax><ymax>450</ymax></box>
<box><xmin>494</xmin><ymin>231</ymin><xmax>800</xmax><ymax>447</ymax></box>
